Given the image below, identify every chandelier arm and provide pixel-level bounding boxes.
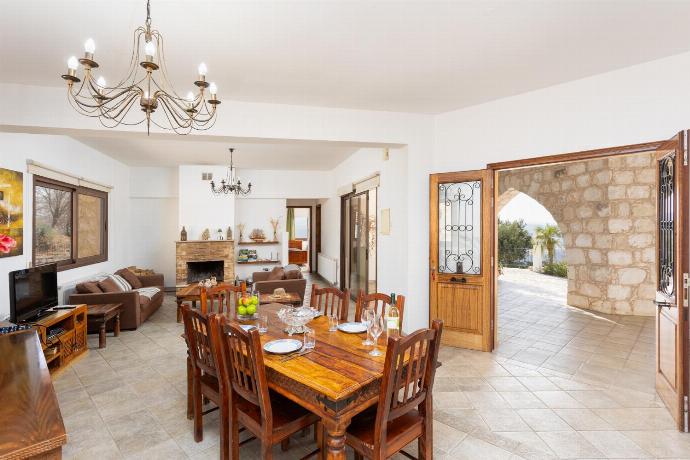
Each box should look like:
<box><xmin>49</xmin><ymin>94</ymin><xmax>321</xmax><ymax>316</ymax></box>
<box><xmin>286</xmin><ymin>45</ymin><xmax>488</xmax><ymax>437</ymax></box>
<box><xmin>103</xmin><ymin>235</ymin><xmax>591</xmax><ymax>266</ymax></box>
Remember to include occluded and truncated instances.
<box><xmin>98</xmin><ymin>92</ymin><xmax>143</xmax><ymax>122</ymax></box>
<box><xmin>157</xmin><ymin>97</ymin><xmax>195</xmax><ymax>128</ymax></box>
<box><xmin>153</xmin><ymin>31</ymin><xmax>184</xmax><ymax>99</ymax></box>
<box><xmin>70</xmin><ymin>85</ymin><xmax>140</xmax><ymax>111</ymax></box>
<box><xmin>156</xmin><ymin>91</ymin><xmax>199</xmax><ymax>114</ymax></box>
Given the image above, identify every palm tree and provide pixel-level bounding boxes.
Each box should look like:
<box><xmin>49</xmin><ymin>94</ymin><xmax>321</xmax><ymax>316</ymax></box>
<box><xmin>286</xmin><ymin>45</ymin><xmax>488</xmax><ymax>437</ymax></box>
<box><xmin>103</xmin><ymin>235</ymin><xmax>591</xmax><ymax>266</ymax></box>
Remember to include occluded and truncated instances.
<box><xmin>534</xmin><ymin>224</ymin><xmax>562</xmax><ymax>265</ymax></box>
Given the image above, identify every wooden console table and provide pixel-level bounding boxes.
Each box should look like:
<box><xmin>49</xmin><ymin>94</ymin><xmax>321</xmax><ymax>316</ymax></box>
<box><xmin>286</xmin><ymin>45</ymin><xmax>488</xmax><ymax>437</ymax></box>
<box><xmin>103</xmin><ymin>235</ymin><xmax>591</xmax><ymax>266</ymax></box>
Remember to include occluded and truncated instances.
<box><xmin>0</xmin><ymin>330</ymin><xmax>67</xmax><ymax>459</ymax></box>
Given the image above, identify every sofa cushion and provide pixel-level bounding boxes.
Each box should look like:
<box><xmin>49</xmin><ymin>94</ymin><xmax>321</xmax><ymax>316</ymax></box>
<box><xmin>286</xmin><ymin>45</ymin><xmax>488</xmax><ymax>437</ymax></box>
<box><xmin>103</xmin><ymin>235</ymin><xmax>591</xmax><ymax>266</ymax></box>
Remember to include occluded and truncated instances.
<box><xmin>99</xmin><ymin>277</ymin><xmax>122</xmax><ymax>293</ymax></box>
<box><xmin>110</xmin><ymin>274</ymin><xmax>133</xmax><ymax>292</ymax></box>
<box><xmin>76</xmin><ymin>282</ymin><xmax>102</xmax><ymax>294</ymax></box>
<box><xmin>116</xmin><ymin>268</ymin><xmax>143</xmax><ymax>289</ymax></box>
<box><xmin>267</xmin><ymin>267</ymin><xmax>285</xmax><ymax>281</ymax></box>
<box><xmin>285</xmin><ymin>269</ymin><xmax>301</xmax><ymax>280</ymax></box>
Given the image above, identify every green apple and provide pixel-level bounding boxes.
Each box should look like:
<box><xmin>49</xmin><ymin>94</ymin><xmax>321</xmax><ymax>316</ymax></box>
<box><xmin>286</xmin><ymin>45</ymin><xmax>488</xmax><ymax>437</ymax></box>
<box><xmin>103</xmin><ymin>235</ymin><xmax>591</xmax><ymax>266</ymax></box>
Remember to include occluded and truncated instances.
<box><xmin>238</xmin><ymin>306</ymin><xmax>247</xmax><ymax>316</ymax></box>
<box><xmin>246</xmin><ymin>305</ymin><xmax>256</xmax><ymax>315</ymax></box>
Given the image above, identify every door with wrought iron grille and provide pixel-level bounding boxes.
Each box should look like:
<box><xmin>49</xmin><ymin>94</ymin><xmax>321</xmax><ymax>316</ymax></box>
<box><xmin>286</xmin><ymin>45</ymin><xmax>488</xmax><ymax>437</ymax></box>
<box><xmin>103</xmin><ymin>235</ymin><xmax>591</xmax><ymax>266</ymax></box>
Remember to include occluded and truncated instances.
<box><xmin>655</xmin><ymin>131</ymin><xmax>689</xmax><ymax>431</ymax></box>
<box><xmin>430</xmin><ymin>170</ymin><xmax>493</xmax><ymax>351</ymax></box>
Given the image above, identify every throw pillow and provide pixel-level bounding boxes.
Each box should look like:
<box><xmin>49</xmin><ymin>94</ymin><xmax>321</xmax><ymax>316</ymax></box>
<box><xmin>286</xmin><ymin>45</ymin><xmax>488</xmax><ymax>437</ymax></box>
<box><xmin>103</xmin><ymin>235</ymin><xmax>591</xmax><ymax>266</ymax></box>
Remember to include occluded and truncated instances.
<box><xmin>98</xmin><ymin>277</ymin><xmax>122</xmax><ymax>293</ymax></box>
<box><xmin>285</xmin><ymin>270</ymin><xmax>301</xmax><ymax>280</ymax></box>
<box><xmin>110</xmin><ymin>274</ymin><xmax>132</xmax><ymax>292</ymax></box>
<box><xmin>267</xmin><ymin>267</ymin><xmax>285</xmax><ymax>281</ymax></box>
<box><xmin>116</xmin><ymin>268</ymin><xmax>143</xmax><ymax>289</ymax></box>
<box><xmin>76</xmin><ymin>282</ymin><xmax>102</xmax><ymax>294</ymax></box>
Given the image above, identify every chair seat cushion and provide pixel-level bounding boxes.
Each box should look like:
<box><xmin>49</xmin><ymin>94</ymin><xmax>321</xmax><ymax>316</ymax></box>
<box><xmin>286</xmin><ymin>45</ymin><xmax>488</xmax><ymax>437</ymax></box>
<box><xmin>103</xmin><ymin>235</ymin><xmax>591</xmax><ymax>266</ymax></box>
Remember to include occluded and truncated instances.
<box><xmin>346</xmin><ymin>407</ymin><xmax>423</xmax><ymax>452</ymax></box>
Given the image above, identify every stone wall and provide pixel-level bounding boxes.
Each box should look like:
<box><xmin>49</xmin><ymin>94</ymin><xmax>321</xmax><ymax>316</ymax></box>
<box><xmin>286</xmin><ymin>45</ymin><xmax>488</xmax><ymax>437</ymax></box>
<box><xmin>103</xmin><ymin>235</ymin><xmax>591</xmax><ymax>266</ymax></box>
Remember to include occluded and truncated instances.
<box><xmin>175</xmin><ymin>240</ymin><xmax>235</xmax><ymax>285</ymax></box>
<box><xmin>497</xmin><ymin>152</ymin><xmax>656</xmax><ymax>316</ymax></box>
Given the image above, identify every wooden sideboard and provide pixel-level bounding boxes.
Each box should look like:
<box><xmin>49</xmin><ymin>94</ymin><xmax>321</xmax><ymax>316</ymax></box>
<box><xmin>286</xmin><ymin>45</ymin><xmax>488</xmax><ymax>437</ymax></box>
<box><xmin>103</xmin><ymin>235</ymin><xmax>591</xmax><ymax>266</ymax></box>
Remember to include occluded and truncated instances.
<box><xmin>35</xmin><ymin>305</ymin><xmax>88</xmax><ymax>374</ymax></box>
<box><xmin>0</xmin><ymin>330</ymin><xmax>67</xmax><ymax>459</ymax></box>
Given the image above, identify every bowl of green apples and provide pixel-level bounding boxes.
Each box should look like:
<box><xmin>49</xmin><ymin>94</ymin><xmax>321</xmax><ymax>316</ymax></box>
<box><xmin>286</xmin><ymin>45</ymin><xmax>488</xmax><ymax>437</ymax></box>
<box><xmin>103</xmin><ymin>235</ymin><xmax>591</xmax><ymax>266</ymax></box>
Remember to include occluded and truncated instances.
<box><xmin>237</xmin><ymin>294</ymin><xmax>259</xmax><ymax>320</ymax></box>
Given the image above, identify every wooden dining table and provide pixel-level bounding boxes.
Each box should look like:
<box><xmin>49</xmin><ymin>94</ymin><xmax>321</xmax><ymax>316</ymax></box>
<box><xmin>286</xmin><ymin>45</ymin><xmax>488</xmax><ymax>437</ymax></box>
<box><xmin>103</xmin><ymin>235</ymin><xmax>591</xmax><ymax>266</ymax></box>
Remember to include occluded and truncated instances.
<box><xmin>234</xmin><ymin>303</ymin><xmax>387</xmax><ymax>459</ymax></box>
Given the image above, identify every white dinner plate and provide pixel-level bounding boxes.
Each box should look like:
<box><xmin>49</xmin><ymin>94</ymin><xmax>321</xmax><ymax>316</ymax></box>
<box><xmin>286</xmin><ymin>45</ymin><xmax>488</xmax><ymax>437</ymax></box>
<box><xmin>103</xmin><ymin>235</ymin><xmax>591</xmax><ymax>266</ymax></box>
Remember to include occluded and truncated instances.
<box><xmin>240</xmin><ymin>324</ymin><xmax>255</xmax><ymax>331</ymax></box>
<box><xmin>337</xmin><ymin>322</ymin><xmax>368</xmax><ymax>334</ymax></box>
<box><xmin>263</xmin><ymin>339</ymin><xmax>303</xmax><ymax>354</ymax></box>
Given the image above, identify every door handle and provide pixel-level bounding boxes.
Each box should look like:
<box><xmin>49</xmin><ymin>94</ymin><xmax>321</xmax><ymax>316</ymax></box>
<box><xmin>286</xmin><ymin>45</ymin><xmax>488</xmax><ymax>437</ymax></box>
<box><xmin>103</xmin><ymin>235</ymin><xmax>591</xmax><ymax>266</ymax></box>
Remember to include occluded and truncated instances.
<box><xmin>450</xmin><ymin>277</ymin><xmax>467</xmax><ymax>284</ymax></box>
<box><xmin>654</xmin><ymin>300</ymin><xmax>672</xmax><ymax>308</ymax></box>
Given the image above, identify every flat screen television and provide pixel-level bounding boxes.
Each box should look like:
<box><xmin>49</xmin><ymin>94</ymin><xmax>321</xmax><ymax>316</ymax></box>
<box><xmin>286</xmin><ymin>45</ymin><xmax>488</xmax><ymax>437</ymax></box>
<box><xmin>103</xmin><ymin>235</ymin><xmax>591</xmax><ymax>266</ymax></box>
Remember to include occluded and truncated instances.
<box><xmin>9</xmin><ymin>264</ymin><xmax>59</xmax><ymax>323</ymax></box>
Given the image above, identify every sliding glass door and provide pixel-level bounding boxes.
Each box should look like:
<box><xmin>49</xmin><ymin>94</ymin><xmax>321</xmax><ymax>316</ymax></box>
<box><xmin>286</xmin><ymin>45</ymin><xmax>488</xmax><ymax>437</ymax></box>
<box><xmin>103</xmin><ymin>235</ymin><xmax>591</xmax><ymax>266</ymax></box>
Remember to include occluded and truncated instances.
<box><xmin>341</xmin><ymin>188</ymin><xmax>377</xmax><ymax>299</ymax></box>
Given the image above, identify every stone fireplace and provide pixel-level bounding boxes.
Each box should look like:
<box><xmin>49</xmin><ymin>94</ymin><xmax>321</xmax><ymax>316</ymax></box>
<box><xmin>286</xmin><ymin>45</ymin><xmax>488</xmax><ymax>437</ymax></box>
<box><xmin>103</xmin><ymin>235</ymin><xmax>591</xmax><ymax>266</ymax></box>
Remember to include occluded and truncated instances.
<box><xmin>176</xmin><ymin>241</ymin><xmax>235</xmax><ymax>286</ymax></box>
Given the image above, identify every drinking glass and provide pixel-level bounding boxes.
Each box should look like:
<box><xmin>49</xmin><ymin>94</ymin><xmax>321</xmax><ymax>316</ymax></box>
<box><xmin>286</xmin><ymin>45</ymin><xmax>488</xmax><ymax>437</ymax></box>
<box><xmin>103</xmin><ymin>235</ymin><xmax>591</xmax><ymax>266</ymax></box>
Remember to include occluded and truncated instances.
<box><xmin>328</xmin><ymin>313</ymin><xmax>339</xmax><ymax>332</ymax></box>
<box><xmin>369</xmin><ymin>314</ymin><xmax>384</xmax><ymax>357</ymax></box>
<box><xmin>303</xmin><ymin>327</ymin><xmax>316</xmax><ymax>349</ymax></box>
<box><xmin>257</xmin><ymin>314</ymin><xmax>268</xmax><ymax>335</ymax></box>
<box><xmin>361</xmin><ymin>308</ymin><xmax>374</xmax><ymax>346</ymax></box>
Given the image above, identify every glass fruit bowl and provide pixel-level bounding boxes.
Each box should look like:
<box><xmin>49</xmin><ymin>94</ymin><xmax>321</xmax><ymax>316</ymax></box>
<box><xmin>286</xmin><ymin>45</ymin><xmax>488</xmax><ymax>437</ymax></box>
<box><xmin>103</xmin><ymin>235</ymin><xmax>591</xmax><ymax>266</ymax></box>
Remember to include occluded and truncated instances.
<box><xmin>277</xmin><ymin>306</ymin><xmax>318</xmax><ymax>335</ymax></box>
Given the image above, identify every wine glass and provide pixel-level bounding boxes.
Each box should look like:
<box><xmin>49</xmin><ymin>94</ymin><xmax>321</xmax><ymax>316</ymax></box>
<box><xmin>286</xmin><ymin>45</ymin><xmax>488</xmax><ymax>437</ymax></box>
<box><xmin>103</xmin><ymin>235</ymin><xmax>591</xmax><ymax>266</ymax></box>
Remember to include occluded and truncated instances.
<box><xmin>361</xmin><ymin>307</ymin><xmax>374</xmax><ymax>346</ymax></box>
<box><xmin>369</xmin><ymin>314</ymin><xmax>384</xmax><ymax>357</ymax></box>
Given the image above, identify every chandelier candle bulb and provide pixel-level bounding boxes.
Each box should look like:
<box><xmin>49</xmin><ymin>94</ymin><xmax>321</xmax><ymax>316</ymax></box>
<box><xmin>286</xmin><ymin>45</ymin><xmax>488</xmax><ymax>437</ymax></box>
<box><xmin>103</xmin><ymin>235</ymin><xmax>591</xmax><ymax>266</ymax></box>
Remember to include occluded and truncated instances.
<box><xmin>198</xmin><ymin>62</ymin><xmax>207</xmax><ymax>78</ymax></box>
<box><xmin>67</xmin><ymin>56</ymin><xmax>78</xmax><ymax>74</ymax></box>
<box><xmin>144</xmin><ymin>40</ymin><xmax>156</xmax><ymax>60</ymax></box>
<box><xmin>96</xmin><ymin>76</ymin><xmax>106</xmax><ymax>95</ymax></box>
<box><xmin>84</xmin><ymin>38</ymin><xmax>95</xmax><ymax>58</ymax></box>
<box><xmin>209</xmin><ymin>82</ymin><xmax>218</xmax><ymax>98</ymax></box>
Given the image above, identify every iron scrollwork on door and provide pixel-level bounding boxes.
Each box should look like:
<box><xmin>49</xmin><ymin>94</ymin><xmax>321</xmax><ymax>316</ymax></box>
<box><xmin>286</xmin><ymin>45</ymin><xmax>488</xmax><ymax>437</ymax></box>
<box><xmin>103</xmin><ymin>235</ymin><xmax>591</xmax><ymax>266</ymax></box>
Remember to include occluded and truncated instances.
<box><xmin>658</xmin><ymin>155</ymin><xmax>675</xmax><ymax>297</ymax></box>
<box><xmin>438</xmin><ymin>180</ymin><xmax>481</xmax><ymax>275</ymax></box>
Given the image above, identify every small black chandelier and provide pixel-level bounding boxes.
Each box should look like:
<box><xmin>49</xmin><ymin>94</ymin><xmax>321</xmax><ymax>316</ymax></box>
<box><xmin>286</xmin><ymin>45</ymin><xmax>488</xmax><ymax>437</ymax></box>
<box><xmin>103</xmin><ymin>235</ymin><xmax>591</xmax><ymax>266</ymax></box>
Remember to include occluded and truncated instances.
<box><xmin>211</xmin><ymin>148</ymin><xmax>252</xmax><ymax>196</ymax></box>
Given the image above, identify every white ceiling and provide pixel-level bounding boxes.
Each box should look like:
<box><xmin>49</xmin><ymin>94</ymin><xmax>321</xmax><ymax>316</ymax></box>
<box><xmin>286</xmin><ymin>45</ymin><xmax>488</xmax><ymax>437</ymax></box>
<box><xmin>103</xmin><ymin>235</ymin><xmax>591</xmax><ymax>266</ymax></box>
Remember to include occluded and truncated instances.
<box><xmin>70</xmin><ymin>134</ymin><xmax>362</xmax><ymax>169</ymax></box>
<box><xmin>3</xmin><ymin>1</ymin><xmax>690</xmax><ymax>114</ymax></box>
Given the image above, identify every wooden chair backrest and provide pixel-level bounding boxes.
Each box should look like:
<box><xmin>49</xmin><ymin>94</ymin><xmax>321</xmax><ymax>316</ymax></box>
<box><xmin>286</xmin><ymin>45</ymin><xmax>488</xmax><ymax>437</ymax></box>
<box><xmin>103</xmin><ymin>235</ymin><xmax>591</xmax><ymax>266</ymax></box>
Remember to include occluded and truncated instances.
<box><xmin>310</xmin><ymin>286</ymin><xmax>349</xmax><ymax>321</ymax></box>
<box><xmin>288</xmin><ymin>239</ymin><xmax>303</xmax><ymax>250</ymax></box>
<box><xmin>182</xmin><ymin>305</ymin><xmax>217</xmax><ymax>378</ymax></box>
<box><xmin>374</xmin><ymin>320</ymin><xmax>443</xmax><ymax>452</ymax></box>
<box><xmin>200</xmin><ymin>283</ymin><xmax>245</xmax><ymax>316</ymax></box>
<box><xmin>355</xmin><ymin>292</ymin><xmax>406</xmax><ymax>325</ymax></box>
<box><xmin>213</xmin><ymin>315</ymin><xmax>273</xmax><ymax>425</ymax></box>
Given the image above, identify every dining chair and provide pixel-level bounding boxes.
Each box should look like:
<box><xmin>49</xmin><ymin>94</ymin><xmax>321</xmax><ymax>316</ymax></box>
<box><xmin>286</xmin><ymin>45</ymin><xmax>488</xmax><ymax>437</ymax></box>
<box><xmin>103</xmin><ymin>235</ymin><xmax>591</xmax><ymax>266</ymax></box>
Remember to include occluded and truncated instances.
<box><xmin>345</xmin><ymin>319</ymin><xmax>444</xmax><ymax>460</ymax></box>
<box><xmin>181</xmin><ymin>305</ymin><xmax>222</xmax><ymax>444</ymax></box>
<box><xmin>209</xmin><ymin>314</ymin><xmax>321</xmax><ymax>460</ymax></box>
<box><xmin>200</xmin><ymin>283</ymin><xmax>245</xmax><ymax>315</ymax></box>
<box><xmin>310</xmin><ymin>286</ymin><xmax>349</xmax><ymax>321</ymax></box>
<box><xmin>355</xmin><ymin>292</ymin><xmax>406</xmax><ymax>325</ymax></box>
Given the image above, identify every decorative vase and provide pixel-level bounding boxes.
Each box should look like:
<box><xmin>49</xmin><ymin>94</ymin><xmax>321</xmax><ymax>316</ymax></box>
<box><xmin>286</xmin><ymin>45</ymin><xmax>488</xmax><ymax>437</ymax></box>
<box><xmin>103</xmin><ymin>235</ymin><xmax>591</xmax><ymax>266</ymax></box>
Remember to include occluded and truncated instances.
<box><xmin>226</xmin><ymin>226</ymin><xmax>233</xmax><ymax>241</ymax></box>
<box><xmin>180</xmin><ymin>226</ymin><xmax>188</xmax><ymax>241</ymax></box>
<box><xmin>201</xmin><ymin>228</ymin><xmax>211</xmax><ymax>241</ymax></box>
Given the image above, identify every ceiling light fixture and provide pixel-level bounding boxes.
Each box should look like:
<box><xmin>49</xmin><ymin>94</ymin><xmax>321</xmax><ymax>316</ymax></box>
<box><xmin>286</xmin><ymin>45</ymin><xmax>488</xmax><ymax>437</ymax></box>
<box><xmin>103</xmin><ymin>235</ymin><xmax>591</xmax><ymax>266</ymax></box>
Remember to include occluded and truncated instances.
<box><xmin>61</xmin><ymin>0</ymin><xmax>220</xmax><ymax>135</ymax></box>
<box><xmin>211</xmin><ymin>148</ymin><xmax>252</xmax><ymax>196</ymax></box>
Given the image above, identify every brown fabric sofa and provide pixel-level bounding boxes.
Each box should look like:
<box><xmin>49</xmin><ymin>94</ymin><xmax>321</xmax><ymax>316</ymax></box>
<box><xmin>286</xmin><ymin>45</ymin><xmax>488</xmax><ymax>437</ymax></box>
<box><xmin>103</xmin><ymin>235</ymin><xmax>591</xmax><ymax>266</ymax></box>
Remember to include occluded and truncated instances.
<box><xmin>69</xmin><ymin>271</ymin><xmax>165</xmax><ymax>331</ymax></box>
<box><xmin>252</xmin><ymin>266</ymin><xmax>306</xmax><ymax>301</ymax></box>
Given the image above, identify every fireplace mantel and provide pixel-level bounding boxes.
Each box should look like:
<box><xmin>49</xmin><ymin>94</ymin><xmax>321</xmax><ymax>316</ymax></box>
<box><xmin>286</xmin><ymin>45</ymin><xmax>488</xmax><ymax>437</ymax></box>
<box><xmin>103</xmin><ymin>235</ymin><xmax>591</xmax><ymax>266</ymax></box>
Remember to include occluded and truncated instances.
<box><xmin>176</xmin><ymin>240</ymin><xmax>235</xmax><ymax>285</ymax></box>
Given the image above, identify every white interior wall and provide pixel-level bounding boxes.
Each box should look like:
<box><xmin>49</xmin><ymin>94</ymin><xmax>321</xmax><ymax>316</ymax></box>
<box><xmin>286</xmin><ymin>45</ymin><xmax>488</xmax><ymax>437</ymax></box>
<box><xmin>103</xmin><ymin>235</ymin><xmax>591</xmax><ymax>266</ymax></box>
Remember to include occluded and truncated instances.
<box><xmin>129</xmin><ymin>167</ymin><xmax>178</xmax><ymax>287</ymax></box>
<box><xmin>0</xmin><ymin>132</ymin><xmax>130</xmax><ymax>319</ymax></box>
<box><xmin>320</xmin><ymin>147</ymin><xmax>410</xmax><ymax>326</ymax></box>
<box><xmin>234</xmin><ymin>198</ymin><xmax>287</xmax><ymax>280</ymax></box>
<box><xmin>178</xmin><ymin>165</ymin><xmax>235</xmax><ymax>241</ymax></box>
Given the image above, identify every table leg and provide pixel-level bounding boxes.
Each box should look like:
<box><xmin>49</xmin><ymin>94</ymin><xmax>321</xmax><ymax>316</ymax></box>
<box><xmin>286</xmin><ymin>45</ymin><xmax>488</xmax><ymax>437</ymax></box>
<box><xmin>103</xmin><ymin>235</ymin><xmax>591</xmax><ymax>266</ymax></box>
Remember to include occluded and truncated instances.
<box><xmin>323</xmin><ymin>418</ymin><xmax>348</xmax><ymax>460</ymax></box>
<box><xmin>99</xmin><ymin>322</ymin><xmax>106</xmax><ymax>349</ymax></box>
<box><xmin>176</xmin><ymin>300</ymin><xmax>182</xmax><ymax>323</ymax></box>
<box><xmin>114</xmin><ymin>313</ymin><xmax>121</xmax><ymax>337</ymax></box>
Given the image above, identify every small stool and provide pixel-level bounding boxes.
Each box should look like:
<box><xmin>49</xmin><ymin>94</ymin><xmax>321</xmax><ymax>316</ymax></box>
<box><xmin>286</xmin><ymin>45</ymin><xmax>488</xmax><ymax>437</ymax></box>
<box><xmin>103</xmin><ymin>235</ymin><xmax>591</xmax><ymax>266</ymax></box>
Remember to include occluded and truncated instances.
<box><xmin>86</xmin><ymin>303</ymin><xmax>124</xmax><ymax>348</ymax></box>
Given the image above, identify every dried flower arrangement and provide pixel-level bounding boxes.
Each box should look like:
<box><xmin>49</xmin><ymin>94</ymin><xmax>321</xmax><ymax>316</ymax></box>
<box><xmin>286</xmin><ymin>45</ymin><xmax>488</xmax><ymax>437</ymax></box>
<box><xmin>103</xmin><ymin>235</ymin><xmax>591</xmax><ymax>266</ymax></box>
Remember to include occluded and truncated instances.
<box><xmin>237</xmin><ymin>223</ymin><xmax>246</xmax><ymax>242</ymax></box>
<box><xmin>270</xmin><ymin>217</ymin><xmax>280</xmax><ymax>241</ymax></box>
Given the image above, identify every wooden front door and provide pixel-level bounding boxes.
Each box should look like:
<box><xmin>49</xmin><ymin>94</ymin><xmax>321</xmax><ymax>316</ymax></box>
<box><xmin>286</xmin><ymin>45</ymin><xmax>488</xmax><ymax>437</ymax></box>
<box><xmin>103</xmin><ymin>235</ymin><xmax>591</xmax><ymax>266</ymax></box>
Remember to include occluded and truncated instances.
<box><xmin>430</xmin><ymin>170</ymin><xmax>494</xmax><ymax>351</ymax></box>
<box><xmin>655</xmin><ymin>131</ymin><xmax>689</xmax><ymax>431</ymax></box>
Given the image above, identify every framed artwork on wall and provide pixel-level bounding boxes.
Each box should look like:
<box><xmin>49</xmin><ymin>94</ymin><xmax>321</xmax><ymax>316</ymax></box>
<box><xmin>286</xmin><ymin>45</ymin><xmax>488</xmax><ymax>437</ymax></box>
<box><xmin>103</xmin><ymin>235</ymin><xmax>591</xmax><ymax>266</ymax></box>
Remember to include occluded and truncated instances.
<box><xmin>0</xmin><ymin>167</ymin><xmax>23</xmax><ymax>258</ymax></box>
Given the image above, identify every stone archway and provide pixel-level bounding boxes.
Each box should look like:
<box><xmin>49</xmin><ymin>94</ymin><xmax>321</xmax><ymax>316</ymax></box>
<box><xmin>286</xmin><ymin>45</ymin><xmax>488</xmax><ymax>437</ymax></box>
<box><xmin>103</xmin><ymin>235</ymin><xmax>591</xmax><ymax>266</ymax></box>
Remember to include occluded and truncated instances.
<box><xmin>497</xmin><ymin>153</ymin><xmax>657</xmax><ymax>316</ymax></box>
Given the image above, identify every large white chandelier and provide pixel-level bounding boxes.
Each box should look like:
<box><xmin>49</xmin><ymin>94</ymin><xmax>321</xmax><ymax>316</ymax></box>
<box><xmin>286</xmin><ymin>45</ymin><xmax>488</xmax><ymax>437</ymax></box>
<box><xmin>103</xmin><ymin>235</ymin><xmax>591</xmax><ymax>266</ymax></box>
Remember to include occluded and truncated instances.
<box><xmin>61</xmin><ymin>0</ymin><xmax>220</xmax><ymax>135</ymax></box>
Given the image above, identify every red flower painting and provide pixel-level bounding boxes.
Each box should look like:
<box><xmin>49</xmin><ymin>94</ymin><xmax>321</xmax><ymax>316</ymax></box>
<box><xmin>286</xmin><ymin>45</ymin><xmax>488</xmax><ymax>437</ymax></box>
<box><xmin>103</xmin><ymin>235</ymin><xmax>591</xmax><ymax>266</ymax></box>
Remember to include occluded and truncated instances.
<box><xmin>0</xmin><ymin>234</ymin><xmax>17</xmax><ymax>254</ymax></box>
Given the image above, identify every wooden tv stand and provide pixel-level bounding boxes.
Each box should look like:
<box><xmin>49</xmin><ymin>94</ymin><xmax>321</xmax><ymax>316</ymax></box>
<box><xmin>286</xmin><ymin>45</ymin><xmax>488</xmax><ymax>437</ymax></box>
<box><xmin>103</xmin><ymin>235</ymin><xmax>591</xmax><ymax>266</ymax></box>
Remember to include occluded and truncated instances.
<box><xmin>32</xmin><ymin>305</ymin><xmax>88</xmax><ymax>374</ymax></box>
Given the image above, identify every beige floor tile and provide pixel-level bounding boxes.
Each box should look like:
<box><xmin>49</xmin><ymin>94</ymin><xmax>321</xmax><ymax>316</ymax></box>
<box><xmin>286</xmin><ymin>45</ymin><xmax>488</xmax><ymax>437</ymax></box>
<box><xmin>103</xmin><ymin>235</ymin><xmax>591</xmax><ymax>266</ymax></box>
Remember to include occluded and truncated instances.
<box><xmin>494</xmin><ymin>431</ymin><xmax>555</xmax><ymax>456</ymax></box>
<box><xmin>464</xmin><ymin>391</ymin><xmax>507</xmax><ymax>409</ymax></box>
<box><xmin>500</xmin><ymin>391</ymin><xmax>547</xmax><ymax>409</ymax></box>
<box><xmin>594</xmin><ymin>408</ymin><xmax>677</xmax><ymax>430</ymax></box>
<box><xmin>478</xmin><ymin>408</ymin><xmax>532</xmax><ymax>432</ymax></box>
<box><xmin>433</xmin><ymin>420</ymin><xmax>468</xmax><ymax>453</ymax></box>
<box><xmin>448</xmin><ymin>435</ymin><xmax>514</xmax><ymax>460</ymax></box>
<box><xmin>517</xmin><ymin>376</ymin><xmax>560</xmax><ymax>391</ymax></box>
<box><xmin>536</xmin><ymin>430</ymin><xmax>604</xmax><ymax>459</ymax></box>
<box><xmin>486</xmin><ymin>376</ymin><xmax>529</xmax><ymax>392</ymax></box>
<box><xmin>552</xmin><ymin>408</ymin><xmax>612</xmax><ymax>431</ymax></box>
<box><xmin>533</xmin><ymin>390</ymin><xmax>584</xmax><ymax>409</ymax></box>
<box><xmin>578</xmin><ymin>430</ymin><xmax>651</xmax><ymax>458</ymax></box>
<box><xmin>516</xmin><ymin>409</ymin><xmax>572</xmax><ymax>432</ymax></box>
<box><xmin>621</xmin><ymin>429</ymin><xmax>690</xmax><ymax>458</ymax></box>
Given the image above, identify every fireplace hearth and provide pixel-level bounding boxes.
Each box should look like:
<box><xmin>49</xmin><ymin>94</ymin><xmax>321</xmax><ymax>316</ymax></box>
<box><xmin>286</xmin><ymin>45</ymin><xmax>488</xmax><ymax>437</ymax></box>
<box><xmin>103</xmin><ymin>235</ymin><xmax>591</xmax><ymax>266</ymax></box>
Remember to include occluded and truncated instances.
<box><xmin>187</xmin><ymin>260</ymin><xmax>224</xmax><ymax>283</ymax></box>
